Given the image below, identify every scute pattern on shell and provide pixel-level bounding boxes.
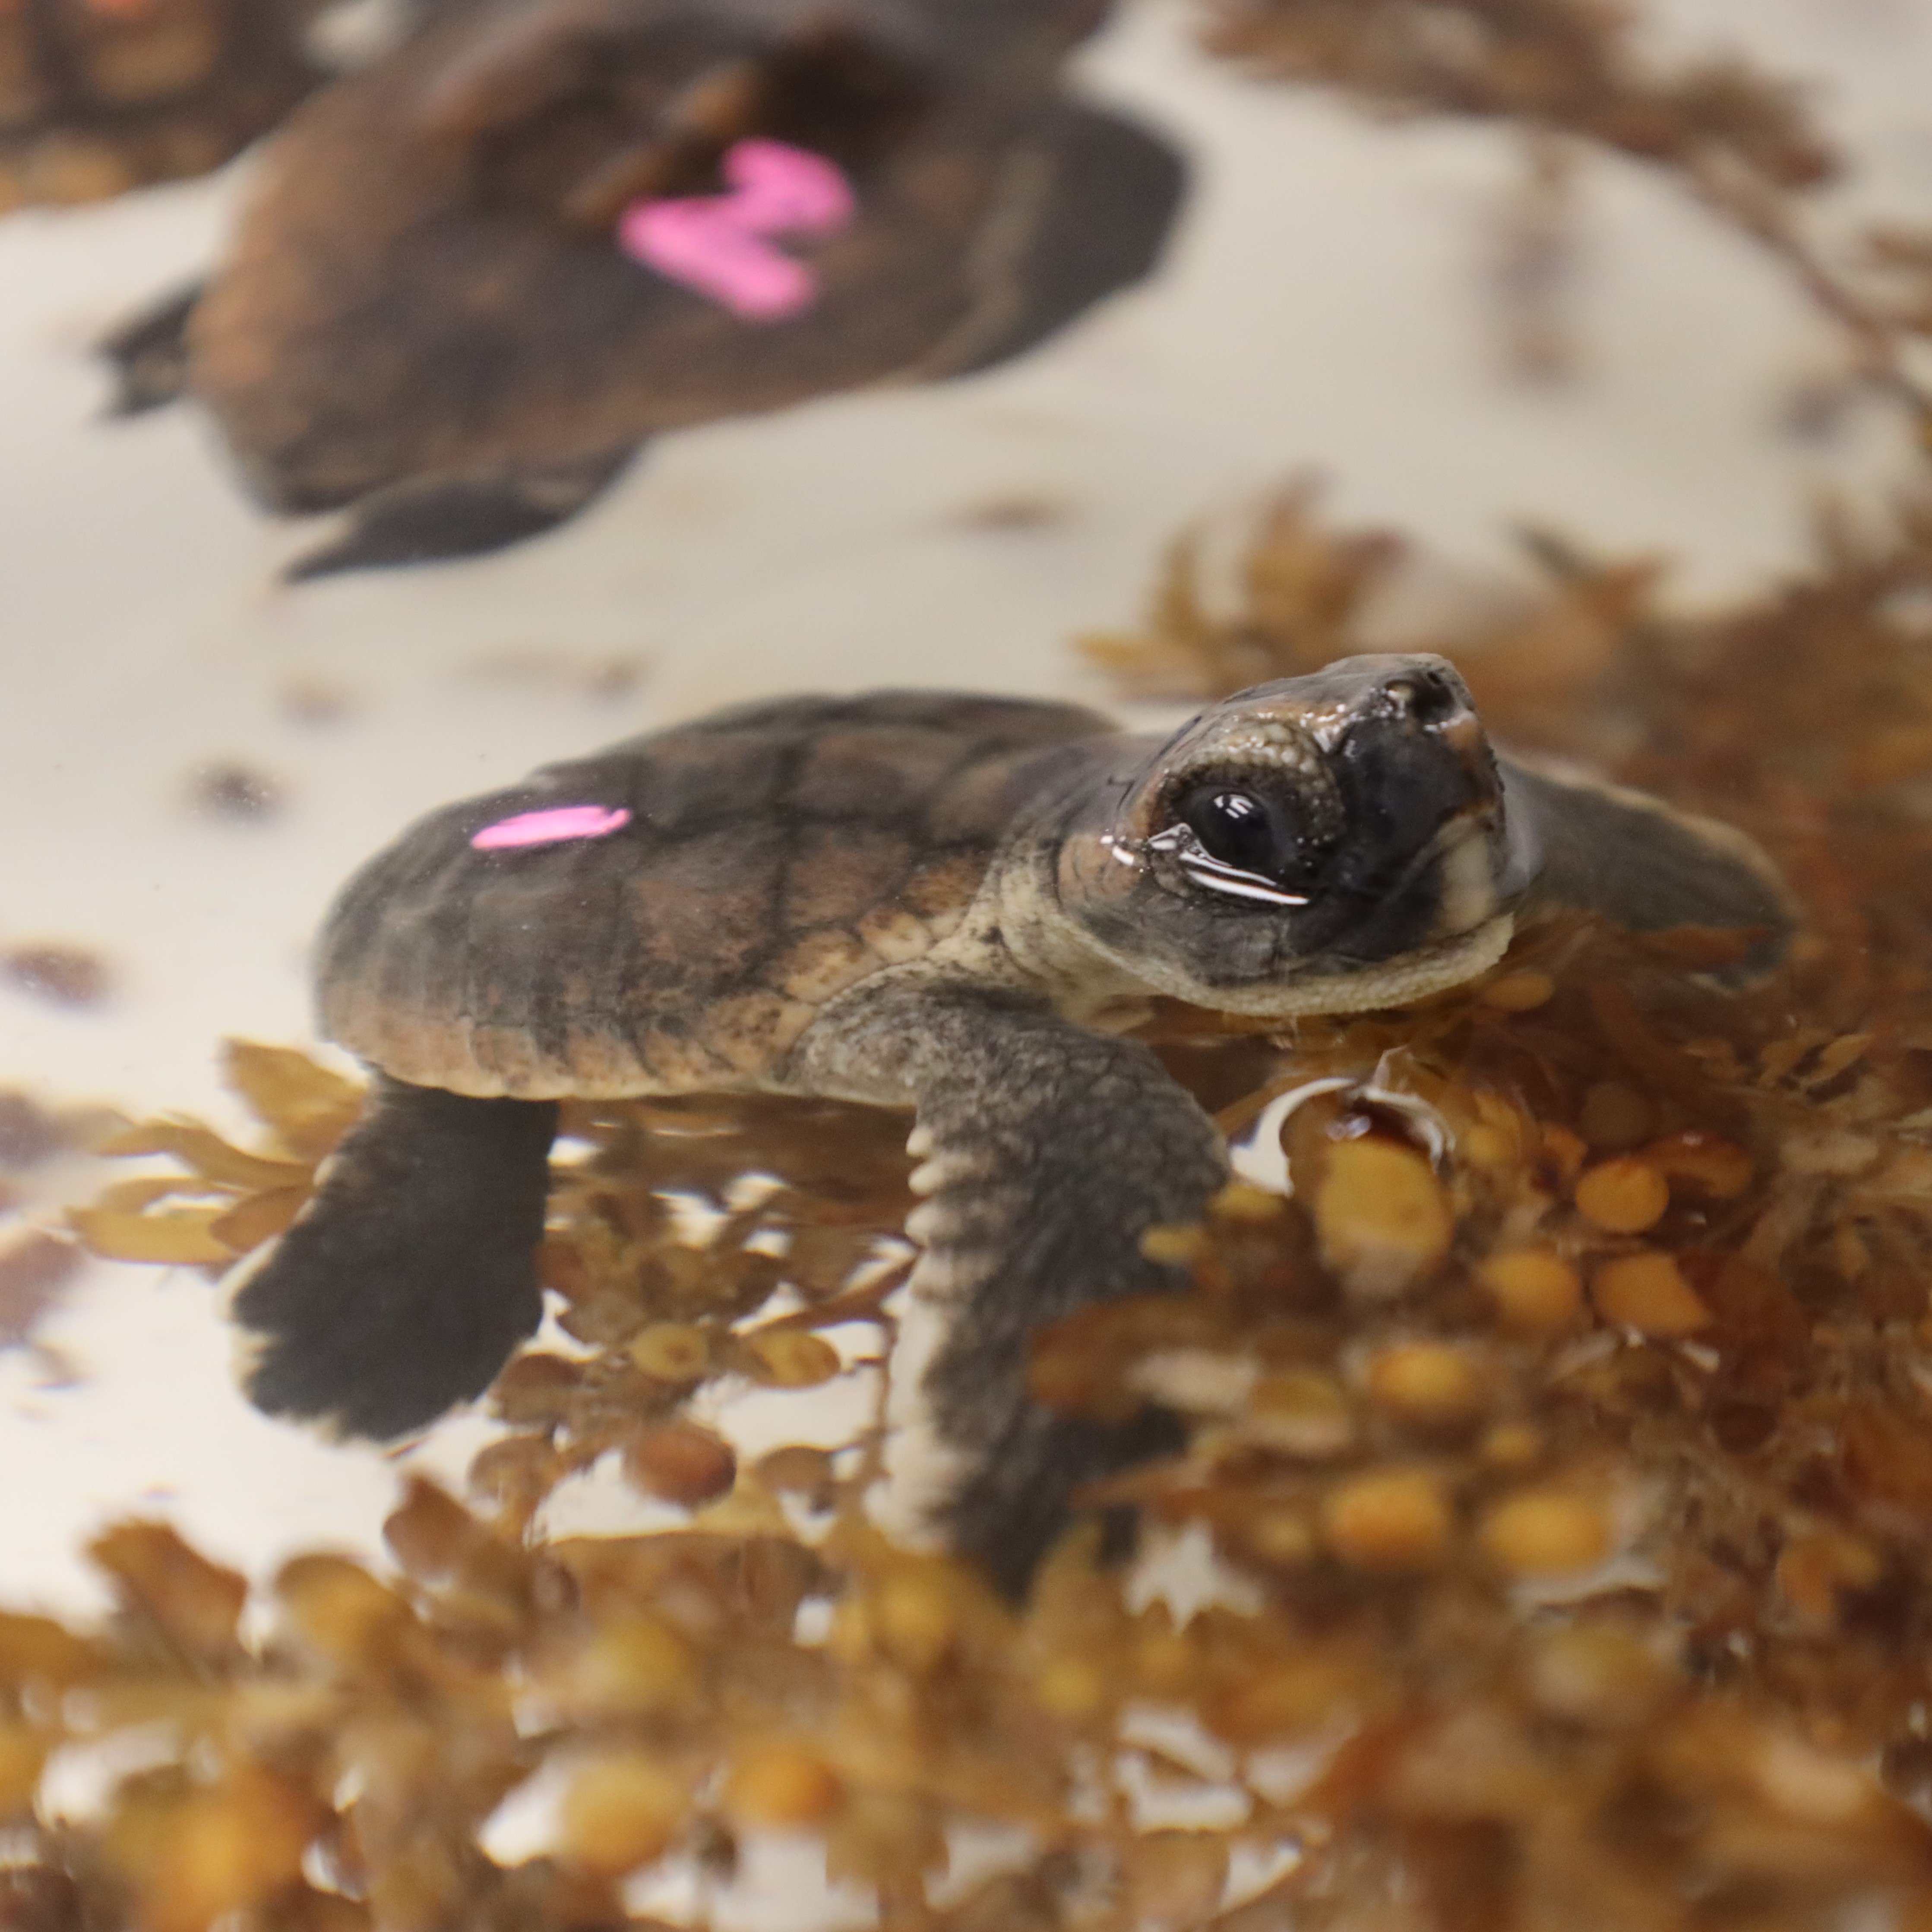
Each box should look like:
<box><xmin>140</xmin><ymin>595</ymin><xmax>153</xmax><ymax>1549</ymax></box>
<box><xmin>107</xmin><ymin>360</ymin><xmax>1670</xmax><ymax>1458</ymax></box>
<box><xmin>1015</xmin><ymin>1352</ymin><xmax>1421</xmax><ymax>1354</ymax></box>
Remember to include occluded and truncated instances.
<box><xmin>318</xmin><ymin>690</ymin><xmax>1111</xmax><ymax>1098</ymax></box>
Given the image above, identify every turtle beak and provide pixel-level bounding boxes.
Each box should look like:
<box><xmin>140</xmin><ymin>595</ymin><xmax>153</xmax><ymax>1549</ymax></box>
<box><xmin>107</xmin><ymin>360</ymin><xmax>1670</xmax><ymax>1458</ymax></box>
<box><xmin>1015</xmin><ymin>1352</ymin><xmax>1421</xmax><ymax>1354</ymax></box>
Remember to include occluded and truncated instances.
<box><xmin>1388</xmin><ymin>668</ymin><xmax>1513</xmax><ymax>940</ymax></box>
<box><xmin>1308</xmin><ymin>659</ymin><xmax>1514</xmax><ymax>959</ymax></box>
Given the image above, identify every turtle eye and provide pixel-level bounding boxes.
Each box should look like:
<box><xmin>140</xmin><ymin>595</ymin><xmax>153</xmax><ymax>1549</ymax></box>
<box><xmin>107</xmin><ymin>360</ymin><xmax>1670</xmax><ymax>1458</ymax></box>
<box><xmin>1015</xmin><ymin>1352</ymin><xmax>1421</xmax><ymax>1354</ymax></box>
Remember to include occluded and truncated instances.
<box><xmin>1171</xmin><ymin>784</ymin><xmax>1325</xmax><ymax>897</ymax></box>
<box><xmin>1183</xmin><ymin>788</ymin><xmax>1279</xmax><ymax>873</ymax></box>
<box><xmin>1154</xmin><ymin>780</ymin><xmax>1333</xmax><ymax>906</ymax></box>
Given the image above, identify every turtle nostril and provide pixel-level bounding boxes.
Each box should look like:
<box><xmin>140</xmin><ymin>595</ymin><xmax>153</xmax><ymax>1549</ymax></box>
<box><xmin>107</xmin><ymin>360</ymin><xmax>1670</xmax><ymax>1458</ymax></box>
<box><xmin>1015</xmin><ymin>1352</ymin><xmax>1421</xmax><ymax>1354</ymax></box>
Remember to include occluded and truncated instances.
<box><xmin>1388</xmin><ymin>671</ymin><xmax>1461</xmax><ymax>728</ymax></box>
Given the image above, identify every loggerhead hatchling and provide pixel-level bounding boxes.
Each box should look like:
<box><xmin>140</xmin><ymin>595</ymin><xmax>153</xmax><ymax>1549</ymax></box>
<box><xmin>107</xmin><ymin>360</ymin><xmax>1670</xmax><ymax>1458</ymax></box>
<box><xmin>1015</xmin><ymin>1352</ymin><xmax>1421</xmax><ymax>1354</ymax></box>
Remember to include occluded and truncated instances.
<box><xmin>104</xmin><ymin>0</ymin><xmax>1184</xmax><ymax>579</ymax></box>
<box><xmin>231</xmin><ymin>656</ymin><xmax>1792</xmax><ymax>1593</ymax></box>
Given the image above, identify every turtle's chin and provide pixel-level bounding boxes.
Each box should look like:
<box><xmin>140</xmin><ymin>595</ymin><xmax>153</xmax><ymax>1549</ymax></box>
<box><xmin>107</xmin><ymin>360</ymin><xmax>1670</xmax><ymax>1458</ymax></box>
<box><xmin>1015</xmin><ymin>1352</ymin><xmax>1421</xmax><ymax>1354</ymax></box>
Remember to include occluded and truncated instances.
<box><xmin>1211</xmin><ymin>913</ymin><xmax>1518</xmax><ymax>1021</ymax></box>
<box><xmin>1061</xmin><ymin>908</ymin><xmax>1518</xmax><ymax>1022</ymax></box>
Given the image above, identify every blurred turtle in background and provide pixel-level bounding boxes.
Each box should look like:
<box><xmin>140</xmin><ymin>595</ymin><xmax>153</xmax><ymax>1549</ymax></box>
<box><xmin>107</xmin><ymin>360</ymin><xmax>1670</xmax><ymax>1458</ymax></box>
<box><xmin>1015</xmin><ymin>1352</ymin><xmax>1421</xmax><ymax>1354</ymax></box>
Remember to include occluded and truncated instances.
<box><xmin>100</xmin><ymin>0</ymin><xmax>1187</xmax><ymax>579</ymax></box>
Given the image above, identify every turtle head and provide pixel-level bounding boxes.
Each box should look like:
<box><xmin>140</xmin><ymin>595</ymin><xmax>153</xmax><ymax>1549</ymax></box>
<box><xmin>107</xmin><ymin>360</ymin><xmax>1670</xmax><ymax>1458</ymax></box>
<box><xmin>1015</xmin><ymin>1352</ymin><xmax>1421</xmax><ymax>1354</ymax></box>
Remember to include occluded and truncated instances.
<box><xmin>1053</xmin><ymin>654</ymin><xmax>1535</xmax><ymax>1016</ymax></box>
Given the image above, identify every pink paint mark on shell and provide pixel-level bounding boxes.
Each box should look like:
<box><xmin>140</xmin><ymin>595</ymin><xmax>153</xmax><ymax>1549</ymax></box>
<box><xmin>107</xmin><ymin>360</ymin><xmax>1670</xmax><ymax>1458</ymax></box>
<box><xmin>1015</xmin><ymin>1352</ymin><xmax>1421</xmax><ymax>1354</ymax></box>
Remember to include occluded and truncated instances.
<box><xmin>617</xmin><ymin>138</ymin><xmax>856</xmax><ymax>322</ymax></box>
<box><xmin>471</xmin><ymin>805</ymin><xmax>633</xmax><ymax>851</ymax></box>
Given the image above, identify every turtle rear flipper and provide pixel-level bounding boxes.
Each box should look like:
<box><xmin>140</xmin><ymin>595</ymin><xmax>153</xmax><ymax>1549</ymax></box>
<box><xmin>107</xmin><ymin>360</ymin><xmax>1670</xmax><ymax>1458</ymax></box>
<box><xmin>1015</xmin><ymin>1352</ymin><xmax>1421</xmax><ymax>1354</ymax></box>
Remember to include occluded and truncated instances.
<box><xmin>791</xmin><ymin>972</ymin><xmax>1229</xmax><ymax>1598</ymax></box>
<box><xmin>282</xmin><ymin>445</ymin><xmax>639</xmax><ymax>580</ymax></box>
<box><xmin>228</xmin><ymin>1075</ymin><xmax>557</xmax><ymax>1439</ymax></box>
<box><xmin>98</xmin><ymin>281</ymin><xmax>205</xmax><ymax>417</ymax></box>
<box><xmin>1500</xmin><ymin>753</ymin><xmax>1796</xmax><ymax>983</ymax></box>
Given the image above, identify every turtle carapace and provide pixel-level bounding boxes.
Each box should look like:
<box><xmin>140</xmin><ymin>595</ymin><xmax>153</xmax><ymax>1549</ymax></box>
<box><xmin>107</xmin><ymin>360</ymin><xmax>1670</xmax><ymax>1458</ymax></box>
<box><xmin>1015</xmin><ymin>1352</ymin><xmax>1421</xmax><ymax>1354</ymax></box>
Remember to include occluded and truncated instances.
<box><xmin>229</xmin><ymin>657</ymin><xmax>1793</xmax><ymax>1593</ymax></box>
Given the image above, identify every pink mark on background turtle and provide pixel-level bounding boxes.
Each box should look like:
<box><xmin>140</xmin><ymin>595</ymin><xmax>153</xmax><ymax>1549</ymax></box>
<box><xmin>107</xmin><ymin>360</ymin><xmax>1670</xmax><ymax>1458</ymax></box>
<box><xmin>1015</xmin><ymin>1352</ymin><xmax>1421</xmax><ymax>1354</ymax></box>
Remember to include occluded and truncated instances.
<box><xmin>617</xmin><ymin>138</ymin><xmax>856</xmax><ymax>322</ymax></box>
<box><xmin>471</xmin><ymin>805</ymin><xmax>633</xmax><ymax>851</ymax></box>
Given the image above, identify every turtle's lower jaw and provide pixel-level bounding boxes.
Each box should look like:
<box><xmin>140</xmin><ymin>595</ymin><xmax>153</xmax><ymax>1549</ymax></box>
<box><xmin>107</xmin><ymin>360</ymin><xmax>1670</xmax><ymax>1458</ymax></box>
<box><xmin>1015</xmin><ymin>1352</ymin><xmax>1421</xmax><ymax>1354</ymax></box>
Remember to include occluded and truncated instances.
<box><xmin>1053</xmin><ymin>900</ymin><xmax>1519</xmax><ymax>1024</ymax></box>
<box><xmin>1170</xmin><ymin>914</ymin><xmax>1519</xmax><ymax>1022</ymax></box>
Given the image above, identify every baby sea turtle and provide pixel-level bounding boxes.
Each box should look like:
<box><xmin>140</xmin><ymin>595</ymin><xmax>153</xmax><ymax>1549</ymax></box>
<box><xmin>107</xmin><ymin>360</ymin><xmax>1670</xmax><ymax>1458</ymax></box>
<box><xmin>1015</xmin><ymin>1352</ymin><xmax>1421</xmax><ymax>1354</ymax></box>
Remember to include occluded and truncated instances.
<box><xmin>0</xmin><ymin>0</ymin><xmax>324</xmax><ymax>210</ymax></box>
<box><xmin>106</xmin><ymin>0</ymin><xmax>1185</xmax><ymax>579</ymax></box>
<box><xmin>230</xmin><ymin>657</ymin><xmax>1791</xmax><ymax>1592</ymax></box>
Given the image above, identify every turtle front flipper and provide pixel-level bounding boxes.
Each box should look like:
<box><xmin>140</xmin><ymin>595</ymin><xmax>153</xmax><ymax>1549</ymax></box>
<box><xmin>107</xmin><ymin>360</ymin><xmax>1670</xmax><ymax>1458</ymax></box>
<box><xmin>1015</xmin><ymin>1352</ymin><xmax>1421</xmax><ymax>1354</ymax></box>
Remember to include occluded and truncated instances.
<box><xmin>228</xmin><ymin>1075</ymin><xmax>558</xmax><ymax>1439</ymax></box>
<box><xmin>791</xmin><ymin>974</ymin><xmax>1229</xmax><ymax>1598</ymax></box>
<box><xmin>939</xmin><ymin>100</ymin><xmax>1187</xmax><ymax>379</ymax></box>
<box><xmin>97</xmin><ymin>282</ymin><xmax>205</xmax><ymax>418</ymax></box>
<box><xmin>283</xmin><ymin>446</ymin><xmax>640</xmax><ymax>582</ymax></box>
<box><xmin>1499</xmin><ymin>753</ymin><xmax>1796</xmax><ymax>983</ymax></box>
